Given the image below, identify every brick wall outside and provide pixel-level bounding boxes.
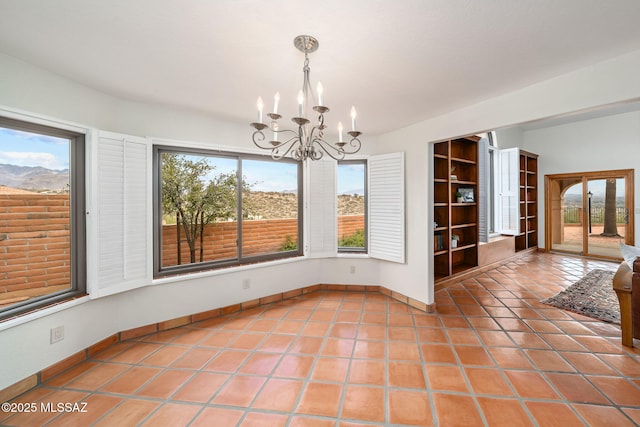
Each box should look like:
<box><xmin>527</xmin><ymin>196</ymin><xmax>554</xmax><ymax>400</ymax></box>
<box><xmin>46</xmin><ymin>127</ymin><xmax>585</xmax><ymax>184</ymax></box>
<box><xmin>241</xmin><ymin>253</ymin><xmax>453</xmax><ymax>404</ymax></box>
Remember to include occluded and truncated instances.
<box><xmin>0</xmin><ymin>194</ymin><xmax>71</xmax><ymax>299</ymax></box>
<box><xmin>161</xmin><ymin>218</ymin><xmax>301</xmax><ymax>265</ymax></box>
<box><xmin>161</xmin><ymin>221</ymin><xmax>238</xmax><ymax>266</ymax></box>
<box><xmin>162</xmin><ymin>215</ymin><xmax>365</xmax><ymax>266</ymax></box>
<box><xmin>338</xmin><ymin>215</ymin><xmax>365</xmax><ymax>240</ymax></box>
<box><xmin>242</xmin><ymin>219</ymin><xmax>300</xmax><ymax>257</ymax></box>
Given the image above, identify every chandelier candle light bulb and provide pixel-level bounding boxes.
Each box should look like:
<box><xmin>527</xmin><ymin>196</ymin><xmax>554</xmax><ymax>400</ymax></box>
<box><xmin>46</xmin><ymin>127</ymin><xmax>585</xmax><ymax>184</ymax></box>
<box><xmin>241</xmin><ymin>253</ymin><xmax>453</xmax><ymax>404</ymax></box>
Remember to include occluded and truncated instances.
<box><xmin>317</xmin><ymin>82</ymin><xmax>323</xmax><ymax>106</ymax></box>
<box><xmin>351</xmin><ymin>106</ymin><xmax>357</xmax><ymax>131</ymax></box>
<box><xmin>250</xmin><ymin>35</ymin><xmax>362</xmax><ymax>161</ymax></box>
<box><xmin>257</xmin><ymin>97</ymin><xmax>264</xmax><ymax>123</ymax></box>
<box><xmin>297</xmin><ymin>90</ymin><xmax>304</xmax><ymax>117</ymax></box>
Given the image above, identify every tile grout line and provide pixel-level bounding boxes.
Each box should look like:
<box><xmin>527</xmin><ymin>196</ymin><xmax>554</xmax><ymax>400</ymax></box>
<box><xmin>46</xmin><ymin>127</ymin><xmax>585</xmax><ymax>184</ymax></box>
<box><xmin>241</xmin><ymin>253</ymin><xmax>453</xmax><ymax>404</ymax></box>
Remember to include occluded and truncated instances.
<box><xmin>443</xmin><ymin>264</ymin><xmax>605</xmax><ymax>426</ymax></box>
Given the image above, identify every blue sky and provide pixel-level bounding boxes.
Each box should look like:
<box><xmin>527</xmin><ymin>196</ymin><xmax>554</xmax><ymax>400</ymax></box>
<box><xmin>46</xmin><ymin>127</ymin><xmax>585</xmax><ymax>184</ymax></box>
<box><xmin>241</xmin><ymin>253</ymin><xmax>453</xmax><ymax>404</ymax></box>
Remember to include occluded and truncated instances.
<box><xmin>0</xmin><ymin>127</ymin><xmax>69</xmax><ymax>170</ymax></box>
<box><xmin>338</xmin><ymin>163</ymin><xmax>365</xmax><ymax>195</ymax></box>
<box><xmin>178</xmin><ymin>154</ymin><xmax>364</xmax><ymax>194</ymax></box>
<box><xmin>242</xmin><ymin>159</ymin><xmax>298</xmax><ymax>192</ymax></box>
<box><xmin>564</xmin><ymin>178</ymin><xmax>625</xmax><ymax>197</ymax></box>
<box><xmin>179</xmin><ymin>155</ymin><xmax>300</xmax><ymax>193</ymax></box>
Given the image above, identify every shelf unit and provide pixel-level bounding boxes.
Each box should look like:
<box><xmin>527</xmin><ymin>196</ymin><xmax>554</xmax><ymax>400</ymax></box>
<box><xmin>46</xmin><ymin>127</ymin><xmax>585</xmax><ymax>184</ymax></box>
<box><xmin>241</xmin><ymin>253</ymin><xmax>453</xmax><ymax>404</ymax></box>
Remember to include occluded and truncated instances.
<box><xmin>433</xmin><ymin>136</ymin><xmax>479</xmax><ymax>282</ymax></box>
<box><xmin>516</xmin><ymin>150</ymin><xmax>539</xmax><ymax>251</ymax></box>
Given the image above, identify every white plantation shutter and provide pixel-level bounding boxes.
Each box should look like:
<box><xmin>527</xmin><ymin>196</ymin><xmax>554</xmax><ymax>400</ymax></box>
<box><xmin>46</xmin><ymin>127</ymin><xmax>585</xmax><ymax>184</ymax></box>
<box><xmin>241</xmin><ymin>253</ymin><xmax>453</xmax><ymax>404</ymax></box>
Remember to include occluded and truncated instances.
<box><xmin>499</xmin><ymin>147</ymin><xmax>520</xmax><ymax>236</ymax></box>
<box><xmin>306</xmin><ymin>159</ymin><xmax>337</xmax><ymax>257</ymax></box>
<box><xmin>368</xmin><ymin>152</ymin><xmax>405</xmax><ymax>263</ymax></box>
<box><xmin>94</xmin><ymin>131</ymin><xmax>150</xmax><ymax>297</ymax></box>
<box><xmin>478</xmin><ymin>137</ymin><xmax>489</xmax><ymax>243</ymax></box>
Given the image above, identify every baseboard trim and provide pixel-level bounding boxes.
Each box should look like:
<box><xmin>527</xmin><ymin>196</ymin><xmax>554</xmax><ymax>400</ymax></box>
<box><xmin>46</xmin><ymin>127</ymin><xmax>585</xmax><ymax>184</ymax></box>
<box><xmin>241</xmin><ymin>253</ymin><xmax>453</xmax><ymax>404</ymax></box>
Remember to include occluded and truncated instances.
<box><xmin>1</xmin><ymin>283</ymin><xmax>431</xmax><ymax>402</ymax></box>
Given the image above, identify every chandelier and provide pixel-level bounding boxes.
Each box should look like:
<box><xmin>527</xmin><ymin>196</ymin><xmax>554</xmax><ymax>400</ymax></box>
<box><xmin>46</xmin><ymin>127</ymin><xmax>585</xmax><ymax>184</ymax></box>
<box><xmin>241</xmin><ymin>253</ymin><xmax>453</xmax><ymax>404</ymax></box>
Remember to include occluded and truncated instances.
<box><xmin>250</xmin><ymin>35</ymin><xmax>362</xmax><ymax>161</ymax></box>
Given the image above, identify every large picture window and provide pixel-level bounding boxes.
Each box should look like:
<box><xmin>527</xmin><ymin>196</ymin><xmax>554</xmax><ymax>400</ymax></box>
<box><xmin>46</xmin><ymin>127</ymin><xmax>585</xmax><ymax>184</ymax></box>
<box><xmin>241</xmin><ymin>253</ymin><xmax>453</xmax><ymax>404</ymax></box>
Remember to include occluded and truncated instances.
<box><xmin>154</xmin><ymin>146</ymin><xmax>302</xmax><ymax>276</ymax></box>
<box><xmin>337</xmin><ymin>160</ymin><xmax>367</xmax><ymax>252</ymax></box>
<box><xmin>0</xmin><ymin>116</ymin><xmax>86</xmax><ymax>319</ymax></box>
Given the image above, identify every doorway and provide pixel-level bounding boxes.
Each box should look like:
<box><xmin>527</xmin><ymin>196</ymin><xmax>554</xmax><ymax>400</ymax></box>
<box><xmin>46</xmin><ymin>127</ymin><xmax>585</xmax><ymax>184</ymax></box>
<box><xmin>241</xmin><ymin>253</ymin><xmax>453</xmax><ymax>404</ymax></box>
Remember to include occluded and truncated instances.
<box><xmin>545</xmin><ymin>169</ymin><xmax>634</xmax><ymax>260</ymax></box>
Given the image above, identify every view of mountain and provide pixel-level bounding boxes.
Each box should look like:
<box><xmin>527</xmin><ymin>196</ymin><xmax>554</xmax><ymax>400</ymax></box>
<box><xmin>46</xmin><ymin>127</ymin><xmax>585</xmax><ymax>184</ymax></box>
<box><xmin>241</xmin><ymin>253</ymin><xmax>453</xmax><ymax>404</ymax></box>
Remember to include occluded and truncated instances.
<box><xmin>244</xmin><ymin>192</ymin><xmax>364</xmax><ymax>219</ymax></box>
<box><xmin>338</xmin><ymin>187</ymin><xmax>365</xmax><ymax>196</ymax></box>
<box><xmin>0</xmin><ymin>163</ymin><xmax>69</xmax><ymax>193</ymax></box>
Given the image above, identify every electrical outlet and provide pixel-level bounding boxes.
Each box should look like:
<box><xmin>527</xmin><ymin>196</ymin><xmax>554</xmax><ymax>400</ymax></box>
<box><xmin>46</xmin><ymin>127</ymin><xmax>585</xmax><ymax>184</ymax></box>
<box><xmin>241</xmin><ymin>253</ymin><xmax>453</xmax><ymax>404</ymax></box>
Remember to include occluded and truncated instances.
<box><xmin>242</xmin><ymin>279</ymin><xmax>251</xmax><ymax>290</ymax></box>
<box><xmin>50</xmin><ymin>325</ymin><xmax>64</xmax><ymax>344</ymax></box>
<box><xmin>349</xmin><ymin>265</ymin><xmax>356</xmax><ymax>274</ymax></box>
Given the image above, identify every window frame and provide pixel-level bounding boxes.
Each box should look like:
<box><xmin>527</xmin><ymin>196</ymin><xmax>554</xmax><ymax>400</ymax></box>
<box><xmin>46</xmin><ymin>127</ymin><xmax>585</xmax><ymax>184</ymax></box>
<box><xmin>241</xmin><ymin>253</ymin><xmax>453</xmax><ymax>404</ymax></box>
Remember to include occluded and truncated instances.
<box><xmin>153</xmin><ymin>145</ymin><xmax>303</xmax><ymax>277</ymax></box>
<box><xmin>337</xmin><ymin>159</ymin><xmax>368</xmax><ymax>254</ymax></box>
<box><xmin>0</xmin><ymin>116</ymin><xmax>86</xmax><ymax>320</ymax></box>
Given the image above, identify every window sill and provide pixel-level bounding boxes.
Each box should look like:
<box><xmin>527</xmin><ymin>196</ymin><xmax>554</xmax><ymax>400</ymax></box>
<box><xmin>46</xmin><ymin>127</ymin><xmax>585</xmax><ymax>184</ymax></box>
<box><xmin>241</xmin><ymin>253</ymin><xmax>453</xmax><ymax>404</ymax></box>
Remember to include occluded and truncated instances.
<box><xmin>152</xmin><ymin>255</ymin><xmax>310</xmax><ymax>286</ymax></box>
<box><xmin>337</xmin><ymin>252</ymin><xmax>370</xmax><ymax>259</ymax></box>
<box><xmin>0</xmin><ymin>295</ymin><xmax>91</xmax><ymax>332</ymax></box>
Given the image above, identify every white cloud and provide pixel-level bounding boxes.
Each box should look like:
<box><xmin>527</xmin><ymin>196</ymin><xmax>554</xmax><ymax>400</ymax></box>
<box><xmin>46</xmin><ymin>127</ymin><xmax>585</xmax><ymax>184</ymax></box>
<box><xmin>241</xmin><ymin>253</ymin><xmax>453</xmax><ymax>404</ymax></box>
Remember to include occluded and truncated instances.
<box><xmin>2</xmin><ymin>129</ymin><xmax>68</xmax><ymax>145</ymax></box>
<box><xmin>0</xmin><ymin>152</ymin><xmax>68</xmax><ymax>170</ymax></box>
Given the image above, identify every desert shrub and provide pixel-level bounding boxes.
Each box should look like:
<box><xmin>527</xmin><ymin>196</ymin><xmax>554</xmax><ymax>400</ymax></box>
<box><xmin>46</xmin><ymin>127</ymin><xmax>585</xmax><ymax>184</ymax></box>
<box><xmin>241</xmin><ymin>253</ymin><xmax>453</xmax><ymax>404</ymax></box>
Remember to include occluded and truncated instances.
<box><xmin>338</xmin><ymin>229</ymin><xmax>365</xmax><ymax>247</ymax></box>
<box><xmin>280</xmin><ymin>235</ymin><xmax>298</xmax><ymax>251</ymax></box>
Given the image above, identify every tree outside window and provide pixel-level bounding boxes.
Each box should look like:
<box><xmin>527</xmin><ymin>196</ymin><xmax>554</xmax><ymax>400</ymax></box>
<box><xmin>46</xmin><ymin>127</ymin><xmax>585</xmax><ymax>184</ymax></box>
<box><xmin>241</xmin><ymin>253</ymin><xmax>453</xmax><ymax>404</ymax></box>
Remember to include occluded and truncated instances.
<box><xmin>155</xmin><ymin>147</ymin><xmax>302</xmax><ymax>276</ymax></box>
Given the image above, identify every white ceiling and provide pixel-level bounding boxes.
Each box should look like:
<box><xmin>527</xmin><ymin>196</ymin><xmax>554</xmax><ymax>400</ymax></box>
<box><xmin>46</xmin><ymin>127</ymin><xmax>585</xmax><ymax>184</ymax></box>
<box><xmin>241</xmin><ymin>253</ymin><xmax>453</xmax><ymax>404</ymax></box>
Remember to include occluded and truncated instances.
<box><xmin>2</xmin><ymin>0</ymin><xmax>640</xmax><ymax>136</ymax></box>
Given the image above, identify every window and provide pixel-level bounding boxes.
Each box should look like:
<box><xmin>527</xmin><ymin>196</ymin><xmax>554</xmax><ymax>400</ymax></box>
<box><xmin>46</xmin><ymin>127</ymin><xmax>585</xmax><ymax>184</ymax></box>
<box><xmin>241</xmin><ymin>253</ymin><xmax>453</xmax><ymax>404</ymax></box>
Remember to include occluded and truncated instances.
<box><xmin>0</xmin><ymin>116</ymin><xmax>86</xmax><ymax>319</ymax></box>
<box><xmin>154</xmin><ymin>146</ymin><xmax>302</xmax><ymax>276</ymax></box>
<box><xmin>337</xmin><ymin>160</ymin><xmax>367</xmax><ymax>252</ymax></box>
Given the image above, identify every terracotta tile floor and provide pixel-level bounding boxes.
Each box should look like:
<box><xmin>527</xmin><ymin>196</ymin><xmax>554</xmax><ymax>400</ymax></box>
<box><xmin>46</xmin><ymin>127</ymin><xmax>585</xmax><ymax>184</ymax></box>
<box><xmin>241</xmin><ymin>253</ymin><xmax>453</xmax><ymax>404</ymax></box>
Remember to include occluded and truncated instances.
<box><xmin>3</xmin><ymin>252</ymin><xmax>640</xmax><ymax>426</ymax></box>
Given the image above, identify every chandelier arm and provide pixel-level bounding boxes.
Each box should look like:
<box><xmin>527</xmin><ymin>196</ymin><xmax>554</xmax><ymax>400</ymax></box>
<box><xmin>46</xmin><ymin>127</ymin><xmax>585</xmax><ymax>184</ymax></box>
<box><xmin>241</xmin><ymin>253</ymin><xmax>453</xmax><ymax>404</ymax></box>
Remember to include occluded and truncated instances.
<box><xmin>270</xmin><ymin>136</ymin><xmax>301</xmax><ymax>160</ymax></box>
<box><xmin>296</xmin><ymin>122</ymin><xmax>310</xmax><ymax>160</ymax></box>
<box><xmin>311</xmin><ymin>137</ymin><xmax>347</xmax><ymax>161</ymax></box>
<box><xmin>316</xmin><ymin>133</ymin><xmax>362</xmax><ymax>155</ymax></box>
<box><xmin>307</xmin><ymin>123</ymin><xmax>320</xmax><ymax>144</ymax></box>
<box><xmin>310</xmin><ymin>149</ymin><xmax>324</xmax><ymax>161</ymax></box>
<box><xmin>251</xmin><ymin>129</ymin><xmax>270</xmax><ymax>149</ymax></box>
<box><xmin>252</xmin><ymin>127</ymin><xmax>299</xmax><ymax>149</ymax></box>
<box><xmin>315</xmin><ymin>110</ymin><xmax>325</xmax><ymax>129</ymax></box>
<box><xmin>270</xmin><ymin>128</ymin><xmax>297</xmax><ymax>142</ymax></box>
<box><xmin>342</xmin><ymin>135</ymin><xmax>362</xmax><ymax>154</ymax></box>
<box><xmin>307</xmin><ymin>123</ymin><xmax>328</xmax><ymax>161</ymax></box>
<box><xmin>279</xmin><ymin>134</ymin><xmax>301</xmax><ymax>145</ymax></box>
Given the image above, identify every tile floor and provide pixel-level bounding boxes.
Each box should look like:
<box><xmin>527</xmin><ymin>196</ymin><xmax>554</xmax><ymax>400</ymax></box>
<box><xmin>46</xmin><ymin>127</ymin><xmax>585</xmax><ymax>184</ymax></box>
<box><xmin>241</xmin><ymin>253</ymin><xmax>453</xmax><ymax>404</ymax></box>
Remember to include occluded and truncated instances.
<box><xmin>2</xmin><ymin>252</ymin><xmax>640</xmax><ymax>426</ymax></box>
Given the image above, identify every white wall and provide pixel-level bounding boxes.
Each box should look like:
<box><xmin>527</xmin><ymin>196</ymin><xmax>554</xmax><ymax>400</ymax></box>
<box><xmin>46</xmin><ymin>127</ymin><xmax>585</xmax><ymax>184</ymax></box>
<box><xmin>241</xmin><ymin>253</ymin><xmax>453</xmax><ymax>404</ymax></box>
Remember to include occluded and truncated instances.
<box><xmin>373</xmin><ymin>48</ymin><xmax>640</xmax><ymax>306</ymax></box>
<box><xmin>371</xmin><ymin>131</ymin><xmax>431</xmax><ymax>304</ymax></box>
<box><xmin>0</xmin><ymin>52</ymin><xmax>378</xmax><ymax>389</ymax></box>
<box><xmin>494</xmin><ymin>127</ymin><xmax>523</xmax><ymax>149</ymax></box>
<box><xmin>520</xmin><ymin>111</ymin><xmax>640</xmax><ymax>247</ymax></box>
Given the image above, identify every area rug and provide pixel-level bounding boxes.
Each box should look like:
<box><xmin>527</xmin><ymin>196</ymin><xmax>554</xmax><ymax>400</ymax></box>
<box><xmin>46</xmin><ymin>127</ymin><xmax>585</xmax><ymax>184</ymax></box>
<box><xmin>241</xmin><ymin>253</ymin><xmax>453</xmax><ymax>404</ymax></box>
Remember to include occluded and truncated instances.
<box><xmin>540</xmin><ymin>269</ymin><xmax>620</xmax><ymax>324</ymax></box>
